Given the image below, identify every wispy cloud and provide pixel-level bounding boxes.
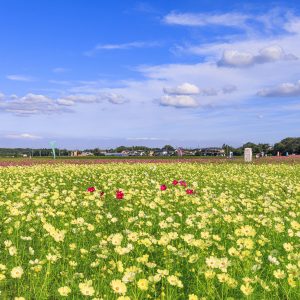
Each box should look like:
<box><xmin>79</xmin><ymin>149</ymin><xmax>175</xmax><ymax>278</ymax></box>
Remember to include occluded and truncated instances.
<box><xmin>6</xmin><ymin>74</ymin><xmax>34</xmax><ymax>82</ymax></box>
<box><xmin>84</xmin><ymin>41</ymin><xmax>160</xmax><ymax>56</ymax></box>
<box><xmin>163</xmin><ymin>12</ymin><xmax>250</xmax><ymax>28</ymax></box>
<box><xmin>5</xmin><ymin>133</ymin><xmax>42</xmax><ymax>140</ymax></box>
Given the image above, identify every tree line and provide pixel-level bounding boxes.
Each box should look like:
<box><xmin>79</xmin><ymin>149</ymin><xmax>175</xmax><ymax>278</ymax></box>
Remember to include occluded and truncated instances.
<box><xmin>0</xmin><ymin>138</ymin><xmax>299</xmax><ymax>157</ymax></box>
<box><xmin>222</xmin><ymin>137</ymin><xmax>300</xmax><ymax>156</ymax></box>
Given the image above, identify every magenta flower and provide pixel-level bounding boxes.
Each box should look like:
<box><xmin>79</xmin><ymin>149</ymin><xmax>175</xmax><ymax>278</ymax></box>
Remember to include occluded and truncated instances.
<box><xmin>186</xmin><ymin>189</ymin><xmax>194</xmax><ymax>195</ymax></box>
<box><xmin>116</xmin><ymin>190</ymin><xmax>124</xmax><ymax>199</ymax></box>
<box><xmin>179</xmin><ymin>180</ymin><xmax>187</xmax><ymax>187</ymax></box>
<box><xmin>87</xmin><ymin>186</ymin><xmax>96</xmax><ymax>193</ymax></box>
<box><xmin>160</xmin><ymin>184</ymin><xmax>167</xmax><ymax>191</ymax></box>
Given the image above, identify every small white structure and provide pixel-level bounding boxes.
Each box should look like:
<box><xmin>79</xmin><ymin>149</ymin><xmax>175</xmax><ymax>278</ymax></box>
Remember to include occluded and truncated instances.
<box><xmin>244</xmin><ymin>148</ymin><xmax>253</xmax><ymax>162</ymax></box>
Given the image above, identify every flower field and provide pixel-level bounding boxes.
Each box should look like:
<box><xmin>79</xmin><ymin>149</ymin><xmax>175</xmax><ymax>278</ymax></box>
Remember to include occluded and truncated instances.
<box><xmin>0</xmin><ymin>163</ymin><xmax>300</xmax><ymax>299</ymax></box>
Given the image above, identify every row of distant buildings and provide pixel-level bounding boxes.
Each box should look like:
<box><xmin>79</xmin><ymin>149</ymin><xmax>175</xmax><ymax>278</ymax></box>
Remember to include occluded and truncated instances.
<box><xmin>70</xmin><ymin>147</ymin><xmax>226</xmax><ymax>157</ymax></box>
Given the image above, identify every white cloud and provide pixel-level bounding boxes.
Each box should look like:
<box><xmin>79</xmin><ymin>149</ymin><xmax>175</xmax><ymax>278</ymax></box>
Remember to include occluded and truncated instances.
<box><xmin>58</xmin><ymin>94</ymin><xmax>102</xmax><ymax>104</ymax></box>
<box><xmin>160</xmin><ymin>95</ymin><xmax>199</xmax><ymax>108</ymax></box>
<box><xmin>103</xmin><ymin>93</ymin><xmax>128</xmax><ymax>104</ymax></box>
<box><xmin>163</xmin><ymin>82</ymin><xmax>200</xmax><ymax>95</ymax></box>
<box><xmin>5</xmin><ymin>133</ymin><xmax>42</xmax><ymax>140</ymax></box>
<box><xmin>163</xmin><ymin>12</ymin><xmax>249</xmax><ymax>28</ymax></box>
<box><xmin>218</xmin><ymin>50</ymin><xmax>254</xmax><ymax>67</ymax></box>
<box><xmin>0</xmin><ymin>92</ymin><xmax>128</xmax><ymax>116</ymax></box>
<box><xmin>0</xmin><ymin>93</ymin><xmax>68</xmax><ymax>115</ymax></box>
<box><xmin>136</xmin><ymin>58</ymin><xmax>299</xmax><ymax>109</ymax></box>
<box><xmin>163</xmin><ymin>82</ymin><xmax>237</xmax><ymax>96</ymax></box>
<box><xmin>218</xmin><ymin>46</ymin><xmax>297</xmax><ymax>67</ymax></box>
<box><xmin>85</xmin><ymin>41</ymin><xmax>160</xmax><ymax>56</ymax></box>
<box><xmin>58</xmin><ymin>93</ymin><xmax>128</xmax><ymax>105</ymax></box>
<box><xmin>257</xmin><ymin>80</ymin><xmax>300</xmax><ymax>97</ymax></box>
<box><xmin>56</xmin><ymin>99</ymin><xmax>75</xmax><ymax>106</ymax></box>
<box><xmin>6</xmin><ymin>74</ymin><xmax>34</xmax><ymax>82</ymax></box>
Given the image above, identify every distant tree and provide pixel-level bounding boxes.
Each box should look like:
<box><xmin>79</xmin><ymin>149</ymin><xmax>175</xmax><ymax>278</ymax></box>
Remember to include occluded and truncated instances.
<box><xmin>222</xmin><ymin>144</ymin><xmax>242</xmax><ymax>156</ymax></box>
<box><xmin>115</xmin><ymin>146</ymin><xmax>127</xmax><ymax>153</ymax></box>
<box><xmin>93</xmin><ymin>148</ymin><xmax>102</xmax><ymax>156</ymax></box>
<box><xmin>274</xmin><ymin>137</ymin><xmax>300</xmax><ymax>154</ymax></box>
<box><xmin>162</xmin><ymin>145</ymin><xmax>175</xmax><ymax>151</ymax></box>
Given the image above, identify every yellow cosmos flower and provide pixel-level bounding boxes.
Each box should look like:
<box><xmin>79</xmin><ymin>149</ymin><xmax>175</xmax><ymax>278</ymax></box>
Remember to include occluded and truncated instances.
<box><xmin>111</xmin><ymin>279</ymin><xmax>127</xmax><ymax>294</ymax></box>
<box><xmin>11</xmin><ymin>266</ymin><xmax>24</xmax><ymax>279</ymax></box>
<box><xmin>58</xmin><ymin>286</ymin><xmax>71</xmax><ymax>297</ymax></box>
<box><xmin>240</xmin><ymin>283</ymin><xmax>254</xmax><ymax>296</ymax></box>
<box><xmin>137</xmin><ymin>278</ymin><xmax>149</xmax><ymax>291</ymax></box>
<box><xmin>79</xmin><ymin>281</ymin><xmax>95</xmax><ymax>296</ymax></box>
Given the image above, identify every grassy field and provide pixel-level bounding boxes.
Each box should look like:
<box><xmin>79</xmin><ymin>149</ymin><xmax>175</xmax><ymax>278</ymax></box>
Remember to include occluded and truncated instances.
<box><xmin>0</xmin><ymin>162</ymin><xmax>300</xmax><ymax>299</ymax></box>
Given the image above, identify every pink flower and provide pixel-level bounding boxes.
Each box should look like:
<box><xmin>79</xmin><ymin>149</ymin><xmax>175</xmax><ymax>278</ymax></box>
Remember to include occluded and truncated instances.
<box><xmin>116</xmin><ymin>190</ymin><xmax>124</xmax><ymax>199</ymax></box>
<box><xmin>172</xmin><ymin>180</ymin><xmax>179</xmax><ymax>185</ymax></box>
<box><xmin>179</xmin><ymin>180</ymin><xmax>187</xmax><ymax>187</ymax></box>
<box><xmin>160</xmin><ymin>184</ymin><xmax>167</xmax><ymax>191</ymax></box>
<box><xmin>87</xmin><ymin>186</ymin><xmax>95</xmax><ymax>193</ymax></box>
<box><xmin>186</xmin><ymin>189</ymin><xmax>194</xmax><ymax>195</ymax></box>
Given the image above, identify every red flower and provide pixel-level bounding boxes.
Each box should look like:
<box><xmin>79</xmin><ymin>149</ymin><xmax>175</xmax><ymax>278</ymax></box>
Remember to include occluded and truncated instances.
<box><xmin>186</xmin><ymin>189</ymin><xmax>194</xmax><ymax>194</ymax></box>
<box><xmin>172</xmin><ymin>180</ymin><xmax>179</xmax><ymax>185</ymax></box>
<box><xmin>179</xmin><ymin>180</ymin><xmax>187</xmax><ymax>187</ymax></box>
<box><xmin>87</xmin><ymin>186</ymin><xmax>95</xmax><ymax>193</ymax></box>
<box><xmin>100</xmin><ymin>191</ymin><xmax>105</xmax><ymax>197</ymax></box>
<box><xmin>160</xmin><ymin>184</ymin><xmax>167</xmax><ymax>191</ymax></box>
<box><xmin>116</xmin><ymin>190</ymin><xmax>124</xmax><ymax>199</ymax></box>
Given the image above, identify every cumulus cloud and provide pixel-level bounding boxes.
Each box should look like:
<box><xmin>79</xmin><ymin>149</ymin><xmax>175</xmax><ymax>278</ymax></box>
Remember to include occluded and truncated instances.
<box><xmin>159</xmin><ymin>80</ymin><xmax>239</xmax><ymax>108</ymax></box>
<box><xmin>0</xmin><ymin>92</ymin><xmax>128</xmax><ymax>116</ymax></box>
<box><xmin>218</xmin><ymin>45</ymin><xmax>297</xmax><ymax>67</ymax></box>
<box><xmin>160</xmin><ymin>95</ymin><xmax>199</xmax><ymax>108</ymax></box>
<box><xmin>6</xmin><ymin>74</ymin><xmax>34</xmax><ymax>82</ymax></box>
<box><xmin>5</xmin><ymin>133</ymin><xmax>42</xmax><ymax>140</ymax></box>
<box><xmin>163</xmin><ymin>12</ymin><xmax>249</xmax><ymax>28</ymax></box>
<box><xmin>257</xmin><ymin>80</ymin><xmax>300</xmax><ymax>97</ymax></box>
<box><xmin>163</xmin><ymin>82</ymin><xmax>200</xmax><ymax>95</ymax></box>
<box><xmin>160</xmin><ymin>82</ymin><xmax>200</xmax><ymax>107</ymax></box>
<box><xmin>160</xmin><ymin>82</ymin><xmax>237</xmax><ymax>107</ymax></box>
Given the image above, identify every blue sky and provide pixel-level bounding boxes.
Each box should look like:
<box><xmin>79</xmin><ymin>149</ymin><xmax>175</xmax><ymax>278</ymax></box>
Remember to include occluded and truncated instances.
<box><xmin>1</xmin><ymin>0</ymin><xmax>300</xmax><ymax>149</ymax></box>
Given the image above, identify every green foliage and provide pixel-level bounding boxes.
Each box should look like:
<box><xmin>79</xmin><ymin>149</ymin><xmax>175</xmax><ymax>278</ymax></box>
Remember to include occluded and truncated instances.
<box><xmin>273</xmin><ymin>137</ymin><xmax>300</xmax><ymax>154</ymax></box>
